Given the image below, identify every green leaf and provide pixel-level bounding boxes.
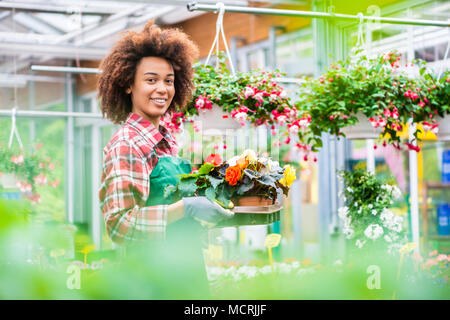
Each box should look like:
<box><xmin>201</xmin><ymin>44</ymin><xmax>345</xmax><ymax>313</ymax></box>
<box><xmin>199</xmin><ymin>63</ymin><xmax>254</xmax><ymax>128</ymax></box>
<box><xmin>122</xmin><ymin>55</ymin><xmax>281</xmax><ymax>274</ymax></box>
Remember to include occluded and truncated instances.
<box><xmin>205</xmin><ymin>187</ymin><xmax>216</xmax><ymax>202</ymax></box>
<box><xmin>198</xmin><ymin>163</ymin><xmax>216</xmax><ymax>175</ymax></box>
<box><xmin>163</xmin><ymin>184</ymin><xmax>177</xmax><ymax>199</ymax></box>
<box><xmin>237</xmin><ymin>181</ymin><xmax>254</xmax><ymax>195</ymax></box>
<box><xmin>207</xmin><ymin>176</ymin><xmax>223</xmax><ymax>189</ymax></box>
<box><xmin>178</xmin><ymin>177</ymin><xmax>198</xmax><ymax>197</ymax></box>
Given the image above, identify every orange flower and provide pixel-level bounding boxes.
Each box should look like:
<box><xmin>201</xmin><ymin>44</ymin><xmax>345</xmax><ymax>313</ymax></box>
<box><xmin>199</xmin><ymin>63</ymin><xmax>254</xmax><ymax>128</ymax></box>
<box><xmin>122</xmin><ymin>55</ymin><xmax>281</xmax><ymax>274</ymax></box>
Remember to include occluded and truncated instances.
<box><xmin>236</xmin><ymin>157</ymin><xmax>249</xmax><ymax>169</ymax></box>
<box><xmin>225</xmin><ymin>164</ymin><xmax>241</xmax><ymax>186</ymax></box>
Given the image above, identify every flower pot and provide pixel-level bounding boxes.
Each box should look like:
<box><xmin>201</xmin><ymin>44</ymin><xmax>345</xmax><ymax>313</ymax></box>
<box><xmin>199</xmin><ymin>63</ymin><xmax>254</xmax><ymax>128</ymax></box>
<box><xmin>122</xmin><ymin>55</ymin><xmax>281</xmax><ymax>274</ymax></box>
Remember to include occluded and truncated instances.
<box><xmin>435</xmin><ymin>115</ymin><xmax>450</xmax><ymax>141</ymax></box>
<box><xmin>195</xmin><ymin>104</ymin><xmax>242</xmax><ymax>133</ymax></box>
<box><xmin>0</xmin><ymin>173</ymin><xmax>18</xmax><ymax>189</ymax></box>
<box><xmin>234</xmin><ymin>196</ymin><xmax>274</xmax><ymax>206</ymax></box>
<box><xmin>341</xmin><ymin>113</ymin><xmax>383</xmax><ymax>140</ymax></box>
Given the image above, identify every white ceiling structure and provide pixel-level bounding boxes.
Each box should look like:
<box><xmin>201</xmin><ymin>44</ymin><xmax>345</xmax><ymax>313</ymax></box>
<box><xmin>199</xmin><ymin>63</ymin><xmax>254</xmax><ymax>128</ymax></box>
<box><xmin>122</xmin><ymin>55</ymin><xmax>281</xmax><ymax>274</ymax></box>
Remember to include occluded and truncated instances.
<box><xmin>0</xmin><ymin>0</ymin><xmax>309</xmax><ymax>87</ymax></box>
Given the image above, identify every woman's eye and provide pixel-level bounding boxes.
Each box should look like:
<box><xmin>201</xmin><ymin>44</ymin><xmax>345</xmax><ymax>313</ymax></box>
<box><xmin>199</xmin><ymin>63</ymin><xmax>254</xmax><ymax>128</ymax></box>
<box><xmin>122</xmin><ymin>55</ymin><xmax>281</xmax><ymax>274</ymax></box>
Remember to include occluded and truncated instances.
<box><xmin>146</xmin><ymin>78</ymin><xmax>156</xmax><ymax>83</ymax></box>
<box><xmin>166</xmin><ymin>79</ymin><xmax>174</xmax><ymax>84</ymax></box>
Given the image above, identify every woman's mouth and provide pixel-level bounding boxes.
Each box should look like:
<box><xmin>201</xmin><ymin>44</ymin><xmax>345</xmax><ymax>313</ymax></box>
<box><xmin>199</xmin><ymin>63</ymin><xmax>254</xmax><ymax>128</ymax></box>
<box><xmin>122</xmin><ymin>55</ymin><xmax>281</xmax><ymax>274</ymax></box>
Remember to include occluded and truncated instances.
<box><xmin>150</xmin><ymin>98</ymin><xmax>167</xmax><ymax>107</ymax></box>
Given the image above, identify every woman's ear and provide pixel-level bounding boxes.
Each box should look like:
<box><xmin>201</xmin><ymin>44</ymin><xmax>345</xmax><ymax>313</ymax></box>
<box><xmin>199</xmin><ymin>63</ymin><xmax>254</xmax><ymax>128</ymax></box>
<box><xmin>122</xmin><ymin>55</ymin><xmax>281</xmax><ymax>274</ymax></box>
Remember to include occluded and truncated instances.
<box><xmin>126</xmin><ymin>88</ymin><xmax>131</xmax><ymax>94</ymax></box>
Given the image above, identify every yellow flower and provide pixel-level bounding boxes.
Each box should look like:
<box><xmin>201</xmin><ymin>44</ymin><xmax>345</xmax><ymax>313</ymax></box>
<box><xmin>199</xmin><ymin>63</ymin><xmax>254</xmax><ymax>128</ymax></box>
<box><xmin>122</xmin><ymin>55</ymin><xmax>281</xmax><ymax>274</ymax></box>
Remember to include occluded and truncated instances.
<box><xmin>279</xmin><ymin>165</ymin><xmax>296</xmax><ymax>187</ymax></box>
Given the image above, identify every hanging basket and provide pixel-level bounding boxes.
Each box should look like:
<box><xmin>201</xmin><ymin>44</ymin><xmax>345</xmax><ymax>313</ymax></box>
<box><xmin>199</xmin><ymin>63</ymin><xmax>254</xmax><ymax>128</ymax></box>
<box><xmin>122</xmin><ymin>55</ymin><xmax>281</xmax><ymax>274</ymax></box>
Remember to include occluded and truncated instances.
<box><xmin>435</xmin><ymin>115</ymin><xmax>450</xmax><ymax>141</ymax></box>
<box><xmin>0</xmin><ymin>173</ymin><xmax>19</xmax><ymax>189</ymax></box>
<box><xmin>195</xmin><ymin>104</ymin><xmax>241</xmax><ymax>133</ymax></box>
<box><xmin>341</xmin><ymin>112</ymin><xmax>383</xmax><ymax>140</ymax></box>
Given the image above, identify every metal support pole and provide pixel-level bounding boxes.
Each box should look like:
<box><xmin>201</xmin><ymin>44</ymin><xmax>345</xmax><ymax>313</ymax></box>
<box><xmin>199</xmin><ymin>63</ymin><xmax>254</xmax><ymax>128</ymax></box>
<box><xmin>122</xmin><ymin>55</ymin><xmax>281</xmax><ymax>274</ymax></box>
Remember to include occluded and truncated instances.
<box><xmin>65</xmin><ymin>72</ymin><xmax>75</xmax><ymax>225</ymax></box>
<box><xmin>187</xmin><ymin>3</ymin><xmax>450</xmax><ymax>27</ymax></box>
<box><xmin>31</xmin><ymin>65</ymin><xmax>101</xmax><ymax>74</ymax></box>
<box><xmin>366</xmin><ymin>139</ymin><xmax>376</xmax><ymax>173</ymax></box>
<box><xmin>408</xmin><ymin>120</ymin><xmax>420</xmax><ymax>252</ymax></box>
<box><xmin>269</xmin><ymin>26</ymin><xmax>285</xmax><ymax>71</ymax></box>
<box><xmin>0</xmin><ymin>110</ymin><xmax>104</xmax><ymax>119</ymax></box>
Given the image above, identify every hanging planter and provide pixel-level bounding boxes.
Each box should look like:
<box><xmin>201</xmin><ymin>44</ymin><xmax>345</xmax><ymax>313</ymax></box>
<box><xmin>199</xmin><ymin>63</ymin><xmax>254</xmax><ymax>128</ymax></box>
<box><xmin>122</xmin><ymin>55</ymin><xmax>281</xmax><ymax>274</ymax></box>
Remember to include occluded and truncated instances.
<box><xmin>195</xmin><ymin>104</ymin><xmax>242</xmax><ymax>132</ymax></box>
<box><xmin>435</xmin><ymin>115</ymin><xmax>450</xmax><ymax>141</ymax></box>
<box><xmin>0</xmin><ymin>172</ymin><xmax>19</xmax><ymax>189</ymax></box>
<box><xmin>295</xmin><ymin>49</ymin><xmax>445</xmax><ymax>152</ymax></box>
<box><xmin>341</xmin><ymin>113</ymin><xmax>383</xmax><ymax>140</ymax></box>
<box><xmin>0</xmin><ymin>143</ymin><xmax>59</xmax><ymax>204</ymax></box>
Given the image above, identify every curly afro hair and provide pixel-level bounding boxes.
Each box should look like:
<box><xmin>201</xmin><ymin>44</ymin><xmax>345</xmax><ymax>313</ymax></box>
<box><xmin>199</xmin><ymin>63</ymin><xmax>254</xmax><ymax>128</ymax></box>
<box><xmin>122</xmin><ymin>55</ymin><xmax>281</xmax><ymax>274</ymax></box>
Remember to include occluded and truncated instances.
<box><xmin>97</xmin><ymin>21</ymin><xmax>199</xmax><ymax>124</ymax></box>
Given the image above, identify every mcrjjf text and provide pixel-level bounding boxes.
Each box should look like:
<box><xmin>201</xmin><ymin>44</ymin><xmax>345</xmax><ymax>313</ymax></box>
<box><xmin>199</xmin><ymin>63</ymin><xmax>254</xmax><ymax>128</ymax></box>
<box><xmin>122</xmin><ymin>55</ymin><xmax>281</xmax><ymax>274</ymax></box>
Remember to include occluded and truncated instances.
<box><xmin>184</xmin><ymin>304</ymin><xmax>267</xmax><ymax>317</ymax></box>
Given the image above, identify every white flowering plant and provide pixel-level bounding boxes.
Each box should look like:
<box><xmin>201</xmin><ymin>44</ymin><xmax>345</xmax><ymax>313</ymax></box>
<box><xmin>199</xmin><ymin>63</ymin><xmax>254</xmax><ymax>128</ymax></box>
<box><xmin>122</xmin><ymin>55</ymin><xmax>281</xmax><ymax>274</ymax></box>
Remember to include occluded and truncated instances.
<box><xmin>337</xmin><ymin>169</ymin><xmax>406</xmax><ymax>252</ymax></box>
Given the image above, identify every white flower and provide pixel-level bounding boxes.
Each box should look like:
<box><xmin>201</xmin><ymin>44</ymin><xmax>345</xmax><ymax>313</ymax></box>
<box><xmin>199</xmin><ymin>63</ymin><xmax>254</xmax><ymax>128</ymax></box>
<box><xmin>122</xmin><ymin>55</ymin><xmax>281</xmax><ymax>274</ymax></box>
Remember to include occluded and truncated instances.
<box><xmin>234</xmin><ymin>112</ymin><xmax>248</xmax><ymax>123</ymax></box>
<box><xmin>368</xmin><ymin>204</ymin><xmax>373</xmax><ymax>209</ymax></box>
<box><xmin>242</xmin><ymin>149</ymin><xmax>257</xmax><ymax>162</ymax></box>
<box><xmin>347</xmin><ymin>187</ymin><xmax>353</xmax><ymax>193</ymax></box>
<box><xmin>381</xmin><ymin>184</ymin><xmax>392</xmax><ymax>193</ymax></box>
<box><xmin>380</xmin><ymin>208</ymin><xmax>394</xmax><ymax>224</ymax></box>
<box><xmin>384</xmin><ymin>235</ymin><xmax>392</xmax><ymax>243</ymax></box>
<box><xmin>354</xmin><ymin>202</ymin><xmax>358</xmax><ymax>207</ymax></box>
<box><xmin>338</xmin><ymin>206</ymin><xmax>349</xmax><ymax>220</ymax></box>
<box><xmin>227</xmin><ymin>155</ymin><xmax>240</xmax><ymax>166</ymax></box>
<box><xmin>343</xmin><ymin>226</ymin><xmax>354</xmax><ymax>239</ymax></box>
<box><xmin>392</xmin><ymin>186</ymin><xmax>402</xmax><ymax>200</ymax></box>
<box><xmin>288</xmin><ymin>124</ymin><xmax>299</xmax><ymax>134</ymax></box>
<box><xmin>371</xmin><ymin>209</ymin><xmax>377</xmax><ymax>215</ymax></box>
<box><xmin>267</xmin><ymin>159</ymin><xmax>280</xmax><ymax>172</ymax></box>
<box><xmin>259</xmin><ymin>266</ymin><xmax>272</xmax><ymax>275</ymax></box>
<box><xmin>358</xmin><ymin>207</ymin><xmax>362</xmax><ymax>214</ymax></box>
<box><xmin>356</xmin><ymin>239</ymin><xmax>366</xmax><ymax>249</ymax></box>
<box><xmin>364</xmin><ymin>224</ymin><xmax>384</xmax><ymax>240</ymax></box>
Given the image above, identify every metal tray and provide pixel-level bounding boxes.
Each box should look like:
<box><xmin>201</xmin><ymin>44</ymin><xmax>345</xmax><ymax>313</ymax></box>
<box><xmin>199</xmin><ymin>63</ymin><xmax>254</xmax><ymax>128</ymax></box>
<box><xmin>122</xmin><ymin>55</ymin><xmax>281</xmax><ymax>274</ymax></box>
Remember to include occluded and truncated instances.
<box><xmin>216</xmin><ymin>204</ymin><xmax>283</xmax><ymax>228</ymax></box>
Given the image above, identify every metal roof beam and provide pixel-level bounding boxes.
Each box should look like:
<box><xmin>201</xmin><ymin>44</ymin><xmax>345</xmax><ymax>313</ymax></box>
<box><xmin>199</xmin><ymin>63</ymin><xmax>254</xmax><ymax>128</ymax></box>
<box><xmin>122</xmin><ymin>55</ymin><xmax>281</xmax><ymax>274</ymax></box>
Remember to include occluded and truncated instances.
<box><xmin>0</xmin><ymin>1</ymin><xmax>120</xmax><ymax>16</ymax></box>
<box><xmin>0</xmin><ymin>42</ymin><xmax>108</xmax><ymax>60</ymax></box>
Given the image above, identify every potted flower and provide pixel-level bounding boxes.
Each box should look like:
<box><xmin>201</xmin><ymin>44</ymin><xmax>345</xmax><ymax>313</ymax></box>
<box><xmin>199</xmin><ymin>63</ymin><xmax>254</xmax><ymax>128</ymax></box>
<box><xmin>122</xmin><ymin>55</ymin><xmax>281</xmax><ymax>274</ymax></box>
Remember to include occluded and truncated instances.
<box><xmin>295</xmin><ymin>50</ymin><xmax>437</xmax><ymax>152</ymax></box>
<box><xmin>165</xmin><ymin>149</ymin><xmax>295</xmax><ymax>206</ymax></box>
<box><xmin>337</xmin><ymin>169</ymin><xmax>407</xmax><ymax>256</ymax></box>
<box><xmin>164</xmin><ymin>150</ymin><xmax>296</xmax><ymax>226</ymax></box>
<box><xmin>0</xmin><ymin>143</ymin><xmax>59</xmax><ymax>204</ymax></box>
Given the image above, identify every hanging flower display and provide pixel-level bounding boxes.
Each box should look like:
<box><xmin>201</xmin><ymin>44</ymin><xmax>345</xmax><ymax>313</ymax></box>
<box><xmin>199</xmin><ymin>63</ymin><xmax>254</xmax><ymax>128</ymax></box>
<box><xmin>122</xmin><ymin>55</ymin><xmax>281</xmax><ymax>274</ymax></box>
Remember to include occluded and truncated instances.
<box><xmin>295</xmin><ymin>49</ymin><xmax>442</xmax><ymax>152</ymax></box>
<box><xmin>0</xmin><ymin>143</ymin><xmax>59</xmax><ymax>204</ymax></box>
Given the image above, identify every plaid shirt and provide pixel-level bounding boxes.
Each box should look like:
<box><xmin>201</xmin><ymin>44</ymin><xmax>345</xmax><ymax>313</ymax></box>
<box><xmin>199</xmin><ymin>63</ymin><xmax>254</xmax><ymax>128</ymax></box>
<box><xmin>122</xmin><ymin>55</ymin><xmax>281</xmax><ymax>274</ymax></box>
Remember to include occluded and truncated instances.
<box><xmin>99</xmin><ymin>112</ymin><xmax>179</xmax><ymax>245</ymax></box>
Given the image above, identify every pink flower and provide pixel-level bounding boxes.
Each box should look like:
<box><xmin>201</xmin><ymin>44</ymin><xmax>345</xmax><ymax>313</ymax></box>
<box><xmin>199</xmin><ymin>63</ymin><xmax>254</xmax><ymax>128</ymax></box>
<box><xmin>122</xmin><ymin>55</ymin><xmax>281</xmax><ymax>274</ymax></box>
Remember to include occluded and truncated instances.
<box><xmin>35</xmin><ymin>143</ymin><xmax>43</xmax><ymax>150</ymax></box>
<box><xmin>244</xmin><ymin>86</ymin><xmax>255</xmax><ymax>99</ymax></box>
<box><xmin>276</xmin><ymin>115</ymin><xmax>287</xmax><ymax>125</ymax></box>
<box><xmin>50</xmin><ymin>179</ymin><xmax>60</xmax><ymax>188</ymax></box>
<box><xmin>253</xmin><ymin>92</ymin><xmax>264</xmax><ymax>103</ymax></box>
<box><xmin>195</xmin><ymin>96</ymin><xmax>205</xmax><ymax>109</ymax></box>
<box><xmin>383</xmin><ymin>109</ymin><xmax>391</xmax><ymax>118</ymax></box>
<box><xmin>437</xmin><ymin>254</ymin><xmax>447</xmax><ymax>262</ymax></box>
<box><xmin>288</xmin><ymin>124</ymin><xmax>299</xmax><ymax>134</ymax></box>
<box><xmin>429</xmin><ymin>250</ymin><xmax>438</xmax><ymax>256</ymax></box>
<box><xmin>48</xmin><ymin>163</ymin><xmax>54</xmax><ymax>171</ymax></box>
<box><xmin>11</xmin><ymin>154</ymin><xmax>24</xmax><ymax>165</ymax></box>
<box><xmin>34</xmin><ymin>174</ymin><xmax>47</xmax><ymax>186</ymax></box>
<box><xmin>284</xmin><ymin>136</ymin><xmax>291</xmax><ymax>144</ymax></box>
<box><xmin>418</xmin><ymin>101</ymin><xmax>425</xmax><ymax>107</ymax></box>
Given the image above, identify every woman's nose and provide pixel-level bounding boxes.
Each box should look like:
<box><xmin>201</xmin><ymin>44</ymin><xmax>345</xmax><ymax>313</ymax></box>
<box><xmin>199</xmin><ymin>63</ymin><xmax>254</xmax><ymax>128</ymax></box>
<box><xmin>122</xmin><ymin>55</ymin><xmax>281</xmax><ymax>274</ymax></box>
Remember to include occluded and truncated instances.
<box><xmin>155</xmin><ymin>81</ymin><xmax>168</xmax><ymax>93</ymax></box>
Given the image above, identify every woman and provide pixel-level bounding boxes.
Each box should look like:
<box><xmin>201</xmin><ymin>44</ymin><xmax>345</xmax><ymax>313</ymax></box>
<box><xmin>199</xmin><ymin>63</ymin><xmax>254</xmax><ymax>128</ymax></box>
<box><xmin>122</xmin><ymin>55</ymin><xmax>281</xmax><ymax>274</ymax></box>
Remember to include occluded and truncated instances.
<box><xmin>97</xmin><ymin>22</ymin><xmax>233</xmax><ymax>296</ymax></box>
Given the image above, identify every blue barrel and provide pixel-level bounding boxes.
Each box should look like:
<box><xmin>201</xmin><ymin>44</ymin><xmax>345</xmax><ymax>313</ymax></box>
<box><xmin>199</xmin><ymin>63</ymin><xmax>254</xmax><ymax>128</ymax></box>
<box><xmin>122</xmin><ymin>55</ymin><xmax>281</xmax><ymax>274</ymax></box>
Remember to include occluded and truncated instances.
<box><xmin>443</xmin><ymin>150</ymin><xmax>450</xmax><ymax>183</ymax></box>
<box><xmin>437</xmin><ymin>204</ymin><xmax>450</xmax><ymax>236</ymax></box>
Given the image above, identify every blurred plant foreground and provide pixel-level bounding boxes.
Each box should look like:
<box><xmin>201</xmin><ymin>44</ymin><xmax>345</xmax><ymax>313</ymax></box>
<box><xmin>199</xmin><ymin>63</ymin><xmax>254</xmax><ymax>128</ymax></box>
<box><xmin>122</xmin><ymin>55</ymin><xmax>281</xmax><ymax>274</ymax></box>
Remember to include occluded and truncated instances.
<box><xmin>0</xmin><ymin>199</ymin><xmax>448</xmax><ymax>300</ymax></box>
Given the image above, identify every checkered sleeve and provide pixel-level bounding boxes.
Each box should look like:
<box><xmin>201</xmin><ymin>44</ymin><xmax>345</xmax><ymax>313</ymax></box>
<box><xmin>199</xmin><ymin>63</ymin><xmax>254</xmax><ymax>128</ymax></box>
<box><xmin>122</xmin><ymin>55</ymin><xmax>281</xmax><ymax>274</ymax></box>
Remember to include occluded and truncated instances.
<box><xmin>99</xmin><ymin>140</ymin><xmax>168</xmax><ymax>245</ymax></box>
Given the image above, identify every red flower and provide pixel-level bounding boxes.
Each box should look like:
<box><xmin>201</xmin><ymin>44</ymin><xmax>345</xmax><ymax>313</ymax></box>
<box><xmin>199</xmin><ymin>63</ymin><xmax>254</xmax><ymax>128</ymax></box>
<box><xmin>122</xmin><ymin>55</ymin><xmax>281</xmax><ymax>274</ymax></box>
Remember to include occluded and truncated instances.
<box><xmin>205</xmin><ymin>154</ymin><xmax>222</xmax><ymax>166</ymax></box>
<box><xmin>225</xmin><ymin>165</ymin><xmax>241</xmax><ymax>186</ymax></box>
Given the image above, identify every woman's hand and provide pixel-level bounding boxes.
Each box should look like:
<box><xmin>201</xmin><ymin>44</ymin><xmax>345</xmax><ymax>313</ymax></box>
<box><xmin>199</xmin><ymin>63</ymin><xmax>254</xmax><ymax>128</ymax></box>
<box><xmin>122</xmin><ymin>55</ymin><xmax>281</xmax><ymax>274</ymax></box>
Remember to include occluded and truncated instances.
<box><xmin>182</xmin><ymin>196</ymin><xmax>235</xmax><ymax>227</ymax></box>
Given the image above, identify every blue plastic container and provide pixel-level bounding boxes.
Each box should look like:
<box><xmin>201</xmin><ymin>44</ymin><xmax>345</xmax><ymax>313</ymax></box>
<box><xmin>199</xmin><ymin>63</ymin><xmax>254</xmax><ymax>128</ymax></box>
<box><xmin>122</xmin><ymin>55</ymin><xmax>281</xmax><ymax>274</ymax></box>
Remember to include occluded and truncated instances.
<box><xmin>437</xmin><ymin>204</ymin><xmax>450</xmax><ymax>236</ymax></box>
<box><xmin>443</xmin><ymin>150</ymin><xmax>450</xmax><ymax>183</ymax></box>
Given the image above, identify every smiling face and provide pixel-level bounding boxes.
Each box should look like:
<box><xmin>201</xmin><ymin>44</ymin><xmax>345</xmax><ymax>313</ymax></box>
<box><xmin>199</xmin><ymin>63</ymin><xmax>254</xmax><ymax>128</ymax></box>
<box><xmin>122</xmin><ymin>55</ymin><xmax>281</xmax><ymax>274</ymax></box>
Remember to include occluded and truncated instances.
<box><xmin>128</xmin><ymin>56</ymin><xmax>175</xmax><ymax>128</ymax></box>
